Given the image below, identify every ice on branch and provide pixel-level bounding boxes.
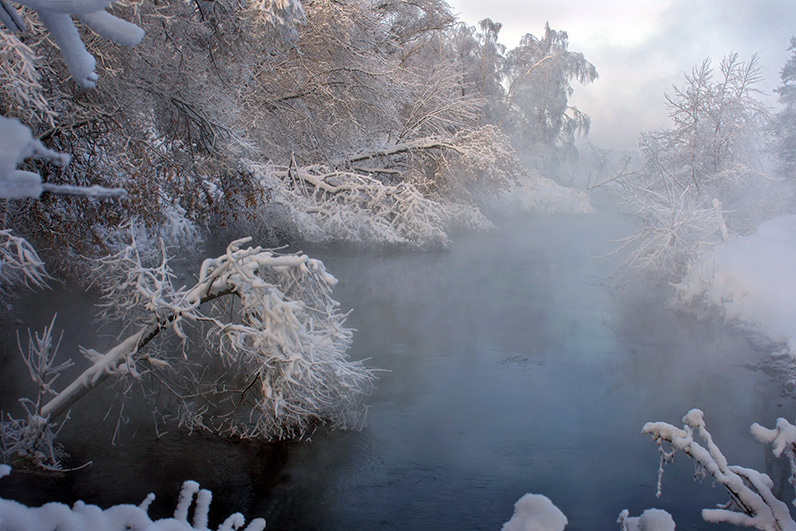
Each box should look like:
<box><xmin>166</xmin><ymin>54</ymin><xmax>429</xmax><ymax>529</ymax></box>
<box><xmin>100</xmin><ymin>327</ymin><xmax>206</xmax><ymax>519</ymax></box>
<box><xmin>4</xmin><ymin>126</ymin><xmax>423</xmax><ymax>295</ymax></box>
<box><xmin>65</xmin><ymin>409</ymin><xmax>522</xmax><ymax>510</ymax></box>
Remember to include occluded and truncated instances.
<box><xmin>642</xmin><ymin>409</ymin><xmax>796</xmax><ymax>530</ymax></box>
<box><xmin>0</xmin><ymin>115</ymin><xmax>126</xmax><ymax>199</ymax></box>
<box><xmin>2</xmin><ymin>0</ymin><xmax>144</xmax><ymax>88</ymax></box>
<box><xmin>31</xmin><ymin>229</ymin><xmax>373</xmax><ymax>446</ymax></box>
<box><xmin>0</xmin><ymin>474</ymin><xmax>266</xmax><ymax>530</ymax></box>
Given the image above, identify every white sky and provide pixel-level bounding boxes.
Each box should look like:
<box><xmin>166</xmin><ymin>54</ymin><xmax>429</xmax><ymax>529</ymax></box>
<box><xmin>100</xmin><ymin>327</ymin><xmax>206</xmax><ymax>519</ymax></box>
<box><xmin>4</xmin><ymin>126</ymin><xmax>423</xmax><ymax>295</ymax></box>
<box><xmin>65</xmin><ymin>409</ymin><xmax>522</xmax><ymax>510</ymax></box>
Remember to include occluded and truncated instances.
<box><xmin>446</xmin><ymin>0</ymin><xmax>796</xmax><ymax>151</ymax></box>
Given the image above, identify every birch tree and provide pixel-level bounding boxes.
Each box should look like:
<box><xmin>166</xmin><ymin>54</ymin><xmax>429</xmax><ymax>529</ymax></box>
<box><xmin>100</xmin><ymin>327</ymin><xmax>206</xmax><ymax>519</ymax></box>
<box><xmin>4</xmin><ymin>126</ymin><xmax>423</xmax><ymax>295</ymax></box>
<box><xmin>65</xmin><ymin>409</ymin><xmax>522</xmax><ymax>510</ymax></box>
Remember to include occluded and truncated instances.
<box><xmin>501</xmin><ymin>23</ymin><xmax>597</xmax><ymax>173</ymax></box>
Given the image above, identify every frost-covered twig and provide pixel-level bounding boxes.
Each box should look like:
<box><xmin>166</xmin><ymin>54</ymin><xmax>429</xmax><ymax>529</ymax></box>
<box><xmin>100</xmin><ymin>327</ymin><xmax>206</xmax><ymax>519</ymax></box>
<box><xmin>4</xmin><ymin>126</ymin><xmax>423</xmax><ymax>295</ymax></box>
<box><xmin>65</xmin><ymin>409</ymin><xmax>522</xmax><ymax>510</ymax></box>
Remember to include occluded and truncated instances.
<box><xmin>0</xmin><ymin>26</ymin><xmax>56</xmax><ymax>125</ymax></box>
<box><xmin>1</xmin><ymin>316</ymin><xmax>72</xmax><ymax>469</ymax></box>
<box><xmin>0</xmin><ymin>471</ymin><xmax>266</xmax><ymax>530</ymax></box>
<box><xmin>0</xmin><ymin>228</ymin><xmax>47</xmax><ymax>304</ymax></box>
<box><xmin>643</xmin><ymin>409</ymin><xmax>796</xmax><ymax>530</ymax></box>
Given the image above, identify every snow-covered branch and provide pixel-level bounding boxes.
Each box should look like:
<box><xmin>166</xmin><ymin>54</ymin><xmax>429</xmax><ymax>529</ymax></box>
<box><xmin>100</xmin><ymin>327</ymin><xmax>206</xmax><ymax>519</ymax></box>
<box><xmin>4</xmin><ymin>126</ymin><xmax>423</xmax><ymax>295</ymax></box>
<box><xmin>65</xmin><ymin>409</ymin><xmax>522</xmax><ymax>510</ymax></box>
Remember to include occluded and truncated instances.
<box><xmin>0</xmin><ymin>115</ymin><xmax>126</xmax><ymax>199</ymax></box>
<box><xmin>0</xmin><ymin>470</ymin><xmax>266</xmax><ymax>530</ymax></box>
<box><xmin>2</xmin><ymin>0</ymin><xmax>144</xmax><ymax>88</ymax></box>
<box><xmin>500</xmin><ymin>492</ymin><xmax>675</xmax><ymax>530</ymax></box>
<box><xmin>642</xmin><ymin>409</ymin><xmax>796</xmax><ymax>530</ymax></box>
<box><xmin>33</xmin><ymin>231</ymin><xmax>374</xmax><ymax>443</ymax></box>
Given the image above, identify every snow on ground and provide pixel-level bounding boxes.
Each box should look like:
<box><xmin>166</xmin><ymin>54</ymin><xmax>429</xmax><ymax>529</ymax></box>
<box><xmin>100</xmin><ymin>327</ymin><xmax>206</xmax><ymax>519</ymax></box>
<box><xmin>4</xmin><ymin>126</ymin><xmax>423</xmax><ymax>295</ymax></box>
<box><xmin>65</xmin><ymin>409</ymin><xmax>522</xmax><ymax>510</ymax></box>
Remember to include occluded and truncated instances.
<box><xmin>677</xmin><ymin>214</ymin><xmax>796</xmax><ymax>353</ymax></box>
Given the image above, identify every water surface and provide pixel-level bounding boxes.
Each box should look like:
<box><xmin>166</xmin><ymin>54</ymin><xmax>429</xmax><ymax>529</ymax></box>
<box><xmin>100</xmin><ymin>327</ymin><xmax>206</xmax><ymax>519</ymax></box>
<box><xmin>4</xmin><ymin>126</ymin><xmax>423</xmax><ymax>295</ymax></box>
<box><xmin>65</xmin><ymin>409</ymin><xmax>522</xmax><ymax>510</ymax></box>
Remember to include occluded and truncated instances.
<box><xmin>1</xmin><ymin>208</ymin><xmax>793</xmax><ymax>530</ymax></box>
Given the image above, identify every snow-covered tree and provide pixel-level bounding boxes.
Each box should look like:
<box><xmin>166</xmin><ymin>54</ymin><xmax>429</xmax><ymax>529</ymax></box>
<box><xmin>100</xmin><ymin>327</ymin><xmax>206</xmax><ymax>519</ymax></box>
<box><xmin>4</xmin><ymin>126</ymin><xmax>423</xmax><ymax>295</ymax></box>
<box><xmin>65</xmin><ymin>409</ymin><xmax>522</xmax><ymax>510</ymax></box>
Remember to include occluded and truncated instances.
<box><xmin>773</xmin><ymin>37</ymin><xmax>796</xmax><ymax>181</ymax></box>
<box><xmin>607</xmin><ymin>54</ymin><xmax>773</xmax><ymax>281</ymax></box>
<box><xmin>501</xmin><ymin>23</ymin><xmax>597</xmax><ymax>174</ymax></box>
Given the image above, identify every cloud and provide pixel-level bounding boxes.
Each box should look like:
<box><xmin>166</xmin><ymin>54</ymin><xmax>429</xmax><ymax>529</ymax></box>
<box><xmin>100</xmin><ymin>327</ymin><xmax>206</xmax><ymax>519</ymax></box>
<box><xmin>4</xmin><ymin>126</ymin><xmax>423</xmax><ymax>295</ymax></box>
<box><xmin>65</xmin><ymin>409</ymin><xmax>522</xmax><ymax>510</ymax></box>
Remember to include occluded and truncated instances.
<box><xmin>448</xmin><ymin>0</ymin><xmax>796</xmax><ymax>151</ymax></box>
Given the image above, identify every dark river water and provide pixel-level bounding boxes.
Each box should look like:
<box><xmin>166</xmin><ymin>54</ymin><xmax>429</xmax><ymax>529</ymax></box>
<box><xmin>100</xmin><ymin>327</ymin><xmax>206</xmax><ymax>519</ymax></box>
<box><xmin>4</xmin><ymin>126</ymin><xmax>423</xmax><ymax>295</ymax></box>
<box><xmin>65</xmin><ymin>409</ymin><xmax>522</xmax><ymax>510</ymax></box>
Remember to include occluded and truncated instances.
<box><xmin>2</xmin><ymin>205</ymin><xmax>795</xmax><ymax>530</ymax></box>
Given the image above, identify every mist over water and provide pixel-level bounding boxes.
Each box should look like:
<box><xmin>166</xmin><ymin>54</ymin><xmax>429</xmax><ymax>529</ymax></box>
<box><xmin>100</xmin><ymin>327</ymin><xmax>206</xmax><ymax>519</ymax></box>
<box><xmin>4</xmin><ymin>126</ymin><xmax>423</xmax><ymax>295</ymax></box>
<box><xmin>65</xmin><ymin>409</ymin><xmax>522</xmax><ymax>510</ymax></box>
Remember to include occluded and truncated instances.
<box><xmin>1</xmin><ymin>205</ymin><xmax>794</xmax><ymax>529</ymax></box>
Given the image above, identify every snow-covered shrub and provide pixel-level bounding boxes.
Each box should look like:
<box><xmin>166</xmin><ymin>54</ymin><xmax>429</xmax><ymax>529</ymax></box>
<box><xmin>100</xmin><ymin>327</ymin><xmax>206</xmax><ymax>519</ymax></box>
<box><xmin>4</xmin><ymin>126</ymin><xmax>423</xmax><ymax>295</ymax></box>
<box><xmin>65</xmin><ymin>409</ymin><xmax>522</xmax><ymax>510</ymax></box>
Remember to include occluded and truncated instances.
<box><xmin>610</xmin><ymin>177</ymin><xmax>728</xmax><ymax>280</ymax></box>
<box><xmin>606</xmin><ymin>54</ymin><xmax>772</xmax><ymax>282</ymax></box>
<box><xmin>486</xmin><ymin>169</ymin><xmax>593</xmax><ymax>216</ymax></box>
<box><xmin>0</xmin><ymin>469</ymin><xmax>266</xmax><ymax>531</ymax></box>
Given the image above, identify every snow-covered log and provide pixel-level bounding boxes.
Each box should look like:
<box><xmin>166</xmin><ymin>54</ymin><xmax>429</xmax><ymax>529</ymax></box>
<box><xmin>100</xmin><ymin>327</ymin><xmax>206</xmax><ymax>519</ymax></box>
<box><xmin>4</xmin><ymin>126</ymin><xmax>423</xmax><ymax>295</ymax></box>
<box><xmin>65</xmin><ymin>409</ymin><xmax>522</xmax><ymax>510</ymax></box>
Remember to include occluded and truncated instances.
<box><xmin>642</xmin><ymin>409</ymin><xmax>796</xmax><ymax>530</ymax></box>
<box><xmin>0</xmin><ymin>467</ymin><xmax>265</xmax><ymax>530</ymax></box>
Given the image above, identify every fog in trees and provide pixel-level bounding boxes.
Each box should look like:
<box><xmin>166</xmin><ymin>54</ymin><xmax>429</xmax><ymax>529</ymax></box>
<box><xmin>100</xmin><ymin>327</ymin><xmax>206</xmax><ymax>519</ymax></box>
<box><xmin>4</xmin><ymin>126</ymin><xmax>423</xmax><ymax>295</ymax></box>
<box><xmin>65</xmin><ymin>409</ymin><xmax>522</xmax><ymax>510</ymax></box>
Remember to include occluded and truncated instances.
<box><xmin>2</xmin><ymin>1</ymin><xmax>796</xmax><ymax>529</ymax></box>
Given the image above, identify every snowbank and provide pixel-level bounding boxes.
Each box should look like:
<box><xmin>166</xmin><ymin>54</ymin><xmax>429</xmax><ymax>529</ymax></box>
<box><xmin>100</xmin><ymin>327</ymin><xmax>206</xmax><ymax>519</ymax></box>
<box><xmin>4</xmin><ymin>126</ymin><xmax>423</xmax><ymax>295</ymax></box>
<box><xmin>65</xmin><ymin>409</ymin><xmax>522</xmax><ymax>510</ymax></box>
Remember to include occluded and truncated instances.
<box><xmin>676</xmin><ymin>214</ymin><xmax>796</xmax><ymax>352</ymax></box>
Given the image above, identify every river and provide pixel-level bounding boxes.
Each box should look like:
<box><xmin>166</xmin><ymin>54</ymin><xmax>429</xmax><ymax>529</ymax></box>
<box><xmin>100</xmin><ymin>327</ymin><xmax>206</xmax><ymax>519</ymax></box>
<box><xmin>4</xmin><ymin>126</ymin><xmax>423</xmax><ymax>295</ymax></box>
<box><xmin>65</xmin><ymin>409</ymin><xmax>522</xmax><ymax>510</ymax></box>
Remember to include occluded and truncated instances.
<box><xmin>1</xmin><ymin>205</ymin><xmax>793</xmax><ymax>530</ymax></box>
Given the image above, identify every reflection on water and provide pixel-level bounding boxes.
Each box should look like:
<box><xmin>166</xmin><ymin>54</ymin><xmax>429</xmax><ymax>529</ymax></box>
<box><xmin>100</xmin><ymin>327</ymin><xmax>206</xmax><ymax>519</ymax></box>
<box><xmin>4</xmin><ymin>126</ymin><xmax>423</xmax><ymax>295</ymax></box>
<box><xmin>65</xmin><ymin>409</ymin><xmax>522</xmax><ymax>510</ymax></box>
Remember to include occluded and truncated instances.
<box><xmin>1</xmin><ymin>208</ymin><xmax>794</xmax><ymax>530</ymax></box>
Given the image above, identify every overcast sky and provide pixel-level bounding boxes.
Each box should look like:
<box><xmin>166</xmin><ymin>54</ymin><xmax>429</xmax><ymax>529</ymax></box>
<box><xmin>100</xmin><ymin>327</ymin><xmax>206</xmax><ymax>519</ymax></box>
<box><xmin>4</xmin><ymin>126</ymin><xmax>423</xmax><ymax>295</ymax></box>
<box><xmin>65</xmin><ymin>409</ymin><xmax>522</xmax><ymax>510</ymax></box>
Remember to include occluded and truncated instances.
<box><xmin>446</xmin><ymin>0</ymin><xmax>796</xmax><ymax>151</ymax></box>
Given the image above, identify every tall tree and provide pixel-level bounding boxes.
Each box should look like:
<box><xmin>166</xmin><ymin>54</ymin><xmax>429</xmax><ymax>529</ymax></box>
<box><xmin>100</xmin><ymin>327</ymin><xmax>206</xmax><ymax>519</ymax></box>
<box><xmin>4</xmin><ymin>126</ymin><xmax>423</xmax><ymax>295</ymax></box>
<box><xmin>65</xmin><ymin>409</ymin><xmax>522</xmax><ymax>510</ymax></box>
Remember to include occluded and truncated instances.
<box><xmin>501</xmin><ymin>23</ymin><xmax>597</xmax><ymax>173</ymax></box>
<box><xmin>773</xmin><ymin>37</ymin><xmax>796</xmax><ymax>180</ymax></box>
